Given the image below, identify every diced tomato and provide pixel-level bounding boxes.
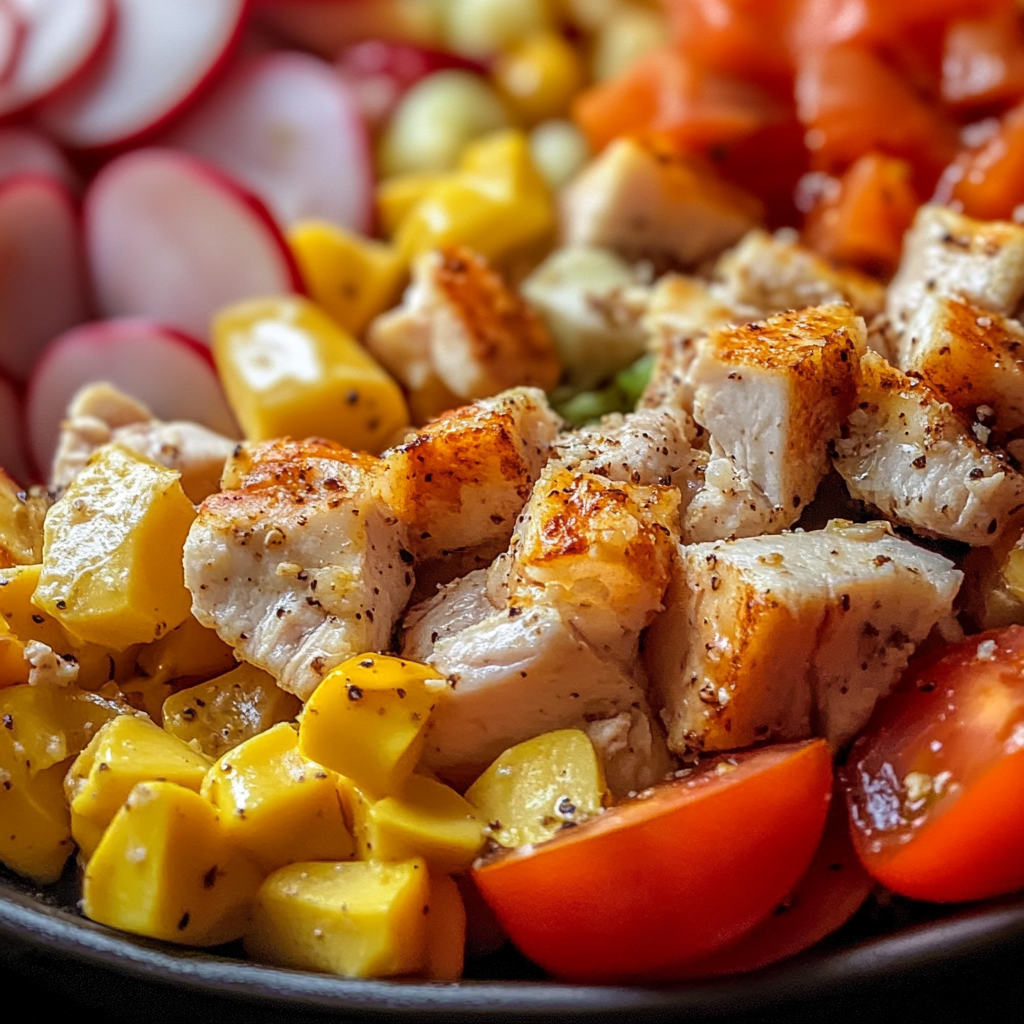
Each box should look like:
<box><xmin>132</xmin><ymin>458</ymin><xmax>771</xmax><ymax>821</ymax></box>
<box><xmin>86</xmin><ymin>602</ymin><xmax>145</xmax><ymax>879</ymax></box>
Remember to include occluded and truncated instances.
<box><xmin>795</xmin><ymin>44</ymin><xmax>959</xmax><ymax>191</ymax></box>
<box><xmin>941</xmin><ymin>9</ymin><xmax>1024</xmax><ymax>112</ymax></box>
<box><xmin>672</xmin><ymin>786</ymin><xmax>874</xmax><ymax>978</ymax></box>
<box><xmin>842</xmin><ymin>625</ymin><xmax>1024</xmax><ymax>904</ymax></box>
<box><xmin>944</xmin><ymin>99</ymin><xmax>1024</xmax><ymax>219</ymax></box>
<box><xmin>803</xmin><ymin>153</ymin><xmax>919</xmax><ymax>276</ymax></box>
<box><xmin>473</xmin><ymin>740</ymin><xmax>833</xmax><ymax>983</ymax></box>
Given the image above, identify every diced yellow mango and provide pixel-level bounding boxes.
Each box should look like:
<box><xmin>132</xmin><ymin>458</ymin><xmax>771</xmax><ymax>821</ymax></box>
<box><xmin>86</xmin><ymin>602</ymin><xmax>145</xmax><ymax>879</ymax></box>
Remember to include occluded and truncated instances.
<box><xmin>465</xmin><ymin>728</ymin><xmax>607</xmax><ymax>848</ymax></box>
<box><xmin>135</xmin><ymin>615</ymin><xmax>237</xmax><ymax>687</ymax></box>
<box><xmin>367</xmin><ymin>774</ymin><xmax>484</xmax><ymax>873</ymax></box>
<box><xmin>34</xmin><ymin>445</ymin><xmax>196</xmax><ymax>650</ymax></box>
<box><xmin>0</xmin><ymin>472</ymin><xmax>45</xmax><ymax>569</ymax></box>
<box><xmin>66</xmin><ymin>714</ymin><xmax>211</xmax><ymax>858</ymax></box>
<box><xmin>82</xmin><ymin>781</ymin><xmax>262</xmax><ymax>946</ymax></box>
<box><xmin>201</xmin><ymin>722</ymin><xmax>354</xmax><ymax>872</ymax></box>
<box><xmin>337</xmin><ymin>775</ymin><xmax>377</xmax><ymax>859</ymax></box>
<box><xmin>289</xmin><ymin>221</ymin><xmax>407</xmax><ymax>337</ymax></box>
<box><xmin>0</xmin><ymin>759</ymin><xmax>74</xmax><ymax>884</ymax></box>
<box><xmin>213</xmin><ymin>297</ymin><xmax>410</xmax><ymax>454</ymax></box>
<box><xmin>0</xmin><ymin>617</ymin><xmax>28</xmax><ymax>687</ymax></box>
<box><xmin>244</xmin><ymin>860</ymin><xmax>430</xmax><ymax>977</ymax></box>
<box><xmin>163</xmin><ymin>663</ymin><xmax>300</xmax><ymax>760</ymax></box>
<box><xmin>376</xmin><ymin>172</ymin><xmax>450</xmax><ymax>237</ymax></box>
<box><xmin>492</xmin><ymin>30</ymin><xmax>584</xmax><ymax>126</ymax></box>
<box><xmin>299</xmin><ymin>654</ymin><xmax>445</xmax><ymax>797</ymax></box>
<box><xmin>423</xmin><ymin>873</ymin><xmax>467</xmax><ymax>981</ymax></box>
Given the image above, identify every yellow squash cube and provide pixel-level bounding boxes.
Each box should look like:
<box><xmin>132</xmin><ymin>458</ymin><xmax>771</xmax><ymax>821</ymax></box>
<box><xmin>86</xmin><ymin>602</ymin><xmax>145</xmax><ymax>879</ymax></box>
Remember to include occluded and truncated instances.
<box><xmin>337</xmin><ymin>775</ymin><xmax>377</xmax><ymax>860</ymax></box>
<box><xmin>213</xmin><ymin>297</ymin><xmax>410</xmax><ymax>454</ymax></box>
<box><xmin>67</xmin><ymin>714</ymin><xmax>211</xmax><ymax>857</ymax></box>
<box><xmin>0</xmin><ymin>760</ymin><xmax>74</xmax><ymax>884</ymax></box>
<box><xmin>465</xmin><ymin>729</ymin><xmax>607</xmax><ymax>848</ymax></box>
<box><xmin>289</xmin><ymin>221</ymin><xmax>406</xmax><ymax>337</ymax></box>
<box><xmin>367</xmin><ymin>774</ymin><xmax>484</xmax><ymax>873</ymax></box>
<box><xmin>245</xmin><ymin>860</ymin><xmax>430</xmax><ymax>977</ymax></box>
<box><xmin>201</xmin><ymin>722</ymin><xmax>354</xmax><ymax>872</ymax></box>
<box><xmin>376</xmin><ymin>172</ymin><xmax>450</xmax><ymax>237</ymax></box>
<box><xmin>0</xmin><ymin>471</ymin><xmax>45</xmax><ymax>569</ymax></box>
<box><xmin>34</xmin><ymin>444</ymin><xmax>196</xmax><ymax>650</ymax></box>
<box><xmin>299</xmin><ymin>654</ymin><xmax>445</xmax><ymax>797</ymax></box>
<box><xmin>82</xmin><ymin>781</ymin><xmax>262</xmax><ymax>946</ymax></box>
<box><xmin>0</xmin><ymin>617</ymin><xmax>28</xmax><ymax>687</ymax></box>
<box><xmin>135</xmin><ymin>614</ymin><xmax>237</xmax><ymax>688</ymax></box>
<box><xmin>423</xmin><ymin>873</ymin><xmax>467</xmax><ymax>982</ymax></box>
<box><xmin>163</xmin><ymin>663</ymin><xmax>300</xmax><ymax>760</ymax></box>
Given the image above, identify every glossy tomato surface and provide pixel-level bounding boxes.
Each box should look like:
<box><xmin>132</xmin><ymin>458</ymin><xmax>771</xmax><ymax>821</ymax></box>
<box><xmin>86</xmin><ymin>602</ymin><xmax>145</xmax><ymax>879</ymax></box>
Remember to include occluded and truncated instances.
<box><xmin>842</xmin><ymin>626</ymin><xmax>1024</xmax><ymax>903</ymax></box>
<box><xmin>473</xmin><ymin>740</ymin><xmax>832</xmax><ymax>983</ymax></box>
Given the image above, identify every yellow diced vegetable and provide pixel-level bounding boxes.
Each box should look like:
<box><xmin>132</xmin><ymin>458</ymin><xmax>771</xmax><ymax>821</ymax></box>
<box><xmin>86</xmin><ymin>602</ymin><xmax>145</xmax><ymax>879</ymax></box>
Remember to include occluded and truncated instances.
<box><xmin>289</xmin><ymin>221</ymin><xmax>406</xmax><ymax>337</ymax></box>
<box><xmin>376</xmin><ymin>172</ymin><xmax>450</xmax><ymax>238</ymax></box>
<box><xmin>201</xmin><ymin>723</ymin><xmax>354</xmax><ymax>872</ymax></box>
<box><xmin>0</xmin><ymin>471</ymin><xmax>45</xmax><ymax>568</ymax></box>
<box><xmin>337</xmin><ymin>775</ymin><xmax>377</xmax><ymax>860</ymax></box>
<box><xmin>82</xmin><ymin>781</ymin><xmax>262</xmax><ymax>946</ymax></box>
<box><xmin>378</xmin><ymin>70</ymin><xmax>511</xmax><ymax>177</ymax></box>
<box><xmin>0</xmin><ymin>759</ymin><xmax>74</xmax><ymax>884</ymax></box>
<box><xmin>135</xmin><ymin>615</ymin><xmax>236</xmax><ymax>688</ymax></box>
<box><xmin>493</xmin><ymin>31</ymin><xmax>584</xmax><ymax>126</ymax></box>
<box><xmin>163</xmin><ymin>664</ymin><xmax>300</xmax><ymax>760</ymax></box>
<box><xmin>367</xmin><ymin>774</ymin><xmax>484</xmax><ymax>873</ymax></box>
<box><xmin>34</xmin><ymin>444</ymin><xmax>196</xmax><ymax>650</ymax></box>
<box><xmin>66</xmin><ymin>714</ymin><xmax>211</xmax><ymax>858</ymax></box>
<box><xmin>0</xmin><ymin>617</ymin><xmax>28</xmax><ymax>687</ymax></box>
<box><xmin>245</xmin><ymin>860</ymin><xmax>431</xmax><ymax>977</ymax></box>
<box><xmin>423</xmin><ymin>873</ymin><xmax>467</xmax><ymax>981</ymax></box>
<box><xmin>299</xmin><ymin>654</ymin><xmax>445</xmax><ymax>798</ymax></box>
<box><xmin>442</xmin><ymin>0</ymin><xmax>551</xmax><ymax>58</ymax></box>
<box><xmin>213</xmin><ymin>297</ymin><xmax>409</xmax><ymax>455</ymax></box>
<box><xmin>465</xmin><ymin>729</ymin><xmax>607</xmax><ymax>848</ymax></box>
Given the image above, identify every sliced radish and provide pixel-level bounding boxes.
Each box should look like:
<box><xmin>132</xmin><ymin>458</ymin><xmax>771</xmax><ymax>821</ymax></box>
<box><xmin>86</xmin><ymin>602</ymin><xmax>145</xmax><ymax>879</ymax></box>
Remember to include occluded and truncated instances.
<box><xmin>85</xmin><ymin>148</ymin><xmax>301</xmax><ymax>340</ymax></box>
<box><xmin>27</xmin><ymin>318</ymin><xmax>240</xmax><ymax>475</ymax></box>
<box><xmin>0</xmin><ymin>127</ymin><xmax>77</xmax><ymax>188</ymax></box>
<box><xmin>165</xmin><ymin>51</ymin><xmax>373</xmax><ymax>231</ymax></box>
<box><xmin>0</xmin><ymin>173</ymin><xmax>90</xmax><ymax>382</ymax></box>
<box><xmin>0</xmin><ymin>372</ymin><xmax>30</xmax><ymax>484</ymax></box>
<box><xmin>35</xmin><ymin>0</ymin><xmax>249</xmax><ymax>151</ymax></box>
<box><xmin>0</xmin><ymin>0</ymin><xmax>25</xmax><ymax>87</ymax></box>
<box><xmin>0</xmin><ymin>0</ymin><xmax>114</xmax><ymax>118</ymax></box>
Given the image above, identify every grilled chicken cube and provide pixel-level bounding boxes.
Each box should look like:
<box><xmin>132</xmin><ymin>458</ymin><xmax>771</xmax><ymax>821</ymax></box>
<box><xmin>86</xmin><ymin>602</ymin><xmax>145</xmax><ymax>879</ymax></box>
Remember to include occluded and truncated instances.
<box><xmin>645</xmin><ymin>521</ymin><xmax>963</xmax><ymax>757</ymax></box>
<box><xmin>184</xmin><ymin>440</ymin><xmax>414</xmax><ymax>700</ymax></box>
<box><xmin>683</xmin><ymin>446</ymin><xmax>779</xmax><ymax>543</ymax></box>
<box><xmin>382</xmin><ymin>388</ymin><xmax>561</xmax><ymax>576</ymax></box>
<box><xmin>367</xmin><ymin>246</ymin><xmax>560</xmax><ymax>424</ymax></box>
<box><xmin>584</xmin><ymin>709</ymin><xmax>673</xmax><ymax>798</ymax></box>
<box><xmin>714</xmin><ymin>229</ymin><xmax>886</xmax><ymax>320</ymax></box>
<box><xmin>560</xmin><ymin>137</ymin><xmax>761</xmax><ymax>268</ymax></box>
<box><xmin>887</xmin><ymin>205</ymin><xmax>1024</xmax><ymax>337</ymax></box>
<box><xmin>900</xmin><ymin>295</ymin><xmax>1024</xmax><ymax>439</ymax></box>
<box><xmin>833</xmin><ymin>351</ymin><xmax>1024</xmax><ymax>546</ymax></box>
<box><xmin>521</xmin><ymin>246</ymin><xmax>649</xmax><ymax>390</ymax></box>
<box><xmin>686</xmin><ymin>305</ymin><xmax>866</xmax><ymax>539</ymax></box>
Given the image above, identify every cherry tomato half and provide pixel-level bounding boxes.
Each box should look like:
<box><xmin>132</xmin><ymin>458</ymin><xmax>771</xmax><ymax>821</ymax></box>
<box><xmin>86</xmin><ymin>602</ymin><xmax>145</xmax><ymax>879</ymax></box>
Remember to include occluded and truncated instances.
<box><xmin>842</xmin><ymin>626</ymin><xmax>1024</xmax><ymax>903</ymax></box>
<box><xmin>472</xmin><ymin>740</ymin><xmax>832</xmax><ymax>983</ymax></box>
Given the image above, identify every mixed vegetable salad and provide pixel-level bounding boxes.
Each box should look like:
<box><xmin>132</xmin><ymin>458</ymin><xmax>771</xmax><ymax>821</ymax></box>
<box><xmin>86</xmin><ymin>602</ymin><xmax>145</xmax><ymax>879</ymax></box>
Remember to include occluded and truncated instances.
<box><xmin>0</xmin><ymin>0</ymin><xmax>1023</xmax><ymax>986</ymax></box>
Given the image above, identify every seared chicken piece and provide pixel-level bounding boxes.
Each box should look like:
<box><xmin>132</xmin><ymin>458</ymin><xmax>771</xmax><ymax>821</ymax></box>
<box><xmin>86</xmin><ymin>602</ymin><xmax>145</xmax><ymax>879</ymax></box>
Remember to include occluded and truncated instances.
<box><xmin>887</xmin><ymin>205</ymin><xmax>1024</xmax><ymax>338</ymax></box>
<box><xmin>367</xmin><ymin>246</ymin><xmax>560</xmax><ymax>424</ymax></box>
<box><xmin>560</xmin><ymin>137</ymin><xmax>761</xmax><ymax>268</ymax></box>
<box><xmin>185</xmin><ymin>439</ymin><xmax>414</xmax><ymax>700</ymax></box>
<box><xmin>900</xmin><ymin>295</ymin><xmax>1024</xmax><ymax>439</ymax></box>
<box><xmin>51</xmin><ymin>383</ymin><xmax>235</xmax><ymax>503</ymax></box>
<box><xmin>584</xmin><ymin>709</ymin><xmax>673</xmax><ymax>798</ymax></box>
<box><xmin>685</xmin><ymin>304</ymin><xmax>866</xmax><ymax>540</ymax></box>
<box><xmin>833</xmin><ymin>351</ymin><xmax>1024</xmax><ymax>546</ymax></box>
<box><xmin>382</xmin><ymin>388</ymin><xmax>561</xmax><ymax>576</ymax></box>
<box><xmin>521</xmin><ymin>246</ymin><xmax>649</xmax><ymax>390</ymax></box>
<box><xmin>645</xmin><ymin>520</ymin><xmax>962</xmax><ymax>756</ymax></box>
<box><xmin>714</xmin><ymin>229</ymin><xmax>886</xmax><ymax>320</ymax></box>
<box><xmin>683</xmin><ymin>446</ymin><xmax>778</xmax><ymax>543</ymax></box>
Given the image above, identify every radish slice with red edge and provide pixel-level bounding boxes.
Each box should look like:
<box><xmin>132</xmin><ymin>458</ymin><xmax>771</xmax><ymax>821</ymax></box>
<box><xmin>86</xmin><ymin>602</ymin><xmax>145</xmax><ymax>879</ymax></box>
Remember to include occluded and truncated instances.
<box><xmin>0</xmin><ymin>173</ymin><xmax>90</xmax><ymax>382</ymax></box>
<box><xmin>0</xmin><ymin>1</ymin><xmax>25</xmax><ymax>87</ymax></box>
<box><xmin>85</xmin><ymin>148</ymin><xmax>302</xmax><ymax>340</ymax></box>
<box><xmin>27</xmin><ymin>318</ymin><xmax>240</xmax><ymax>477</ymax></box>
<box><xmin>0</xmin><ymin>127</ymin><xmax>77</xmax><ymax>188</ymax></box>
<box><xmin>35</xmin><ymin>0</ymin><xmax>249</xmax><ymax>151</ymax></box>
<box><xmin>165</xmin><ymin>51</ymin><xmax>373</xmax><ymax>232</ymax></box>
<box><xmin>0</xmin><ymin>0</ymin><xmax>114</xmax><ymax>118</ymax></box>
<box><xmin>0</xmin><ymin>372</ymin><xmax>30</xmax><ymax>485</ymax></box>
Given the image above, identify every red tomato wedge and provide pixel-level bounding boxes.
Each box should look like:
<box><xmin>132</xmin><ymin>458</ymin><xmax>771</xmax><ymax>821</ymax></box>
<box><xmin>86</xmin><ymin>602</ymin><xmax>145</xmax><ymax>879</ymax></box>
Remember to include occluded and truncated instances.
<box><xmin>842</xmin><ymin>626</ymin><xmax>1024</xmax><ymax>904</ymax></box>
<box><xmin>473</xmin><ymin>740</ymin><xmax>833</xmax><ymax>983</ymax></box>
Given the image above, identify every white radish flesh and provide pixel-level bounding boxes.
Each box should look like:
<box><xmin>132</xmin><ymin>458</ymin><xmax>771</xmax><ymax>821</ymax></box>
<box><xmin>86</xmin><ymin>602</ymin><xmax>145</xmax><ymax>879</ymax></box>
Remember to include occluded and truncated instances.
<box><xmin>85</xmin><ymin>148</ymin><xmax>301</xmax><ymax>340</ymax></box>
<box><xmin>0</xmin><ymin>174</ymin><xmax>90</xmax><ymax>382</ymax></box>
<box><xmin>166</xmin><ymin>51</ymin><xmax>373</xmax><ymax>232</ymax></box>
<box><xmin>0</xmin><ymin>127</ymin><xmax>76</xmax><ymax>188</ymax></box>
<box><xmin>35</xmin><ymin>0</ymin><xmax>248</xmax><ymax>151</ymax></box>
<box><xmin>27</xmin><ymin>318</ymin><xmax>240</xmax><ymax>474</ymax></box>
<box><xmin>0</xmin><ymin>373</ymin><xmax>30</xmax><ymax>485</ymax></box>
<box><xmin>0</xmin><ymin>0</ymin><xmax>114</xmax><ymax>118</ymax></box>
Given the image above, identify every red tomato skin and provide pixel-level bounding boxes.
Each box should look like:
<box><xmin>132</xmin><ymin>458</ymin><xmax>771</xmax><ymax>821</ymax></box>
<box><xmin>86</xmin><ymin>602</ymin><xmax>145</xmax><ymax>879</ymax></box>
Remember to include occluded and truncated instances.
<box><xmin>473</xmin><ymin>741</ymin><xmax>833</xmax><ymax>983</ymax></box>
